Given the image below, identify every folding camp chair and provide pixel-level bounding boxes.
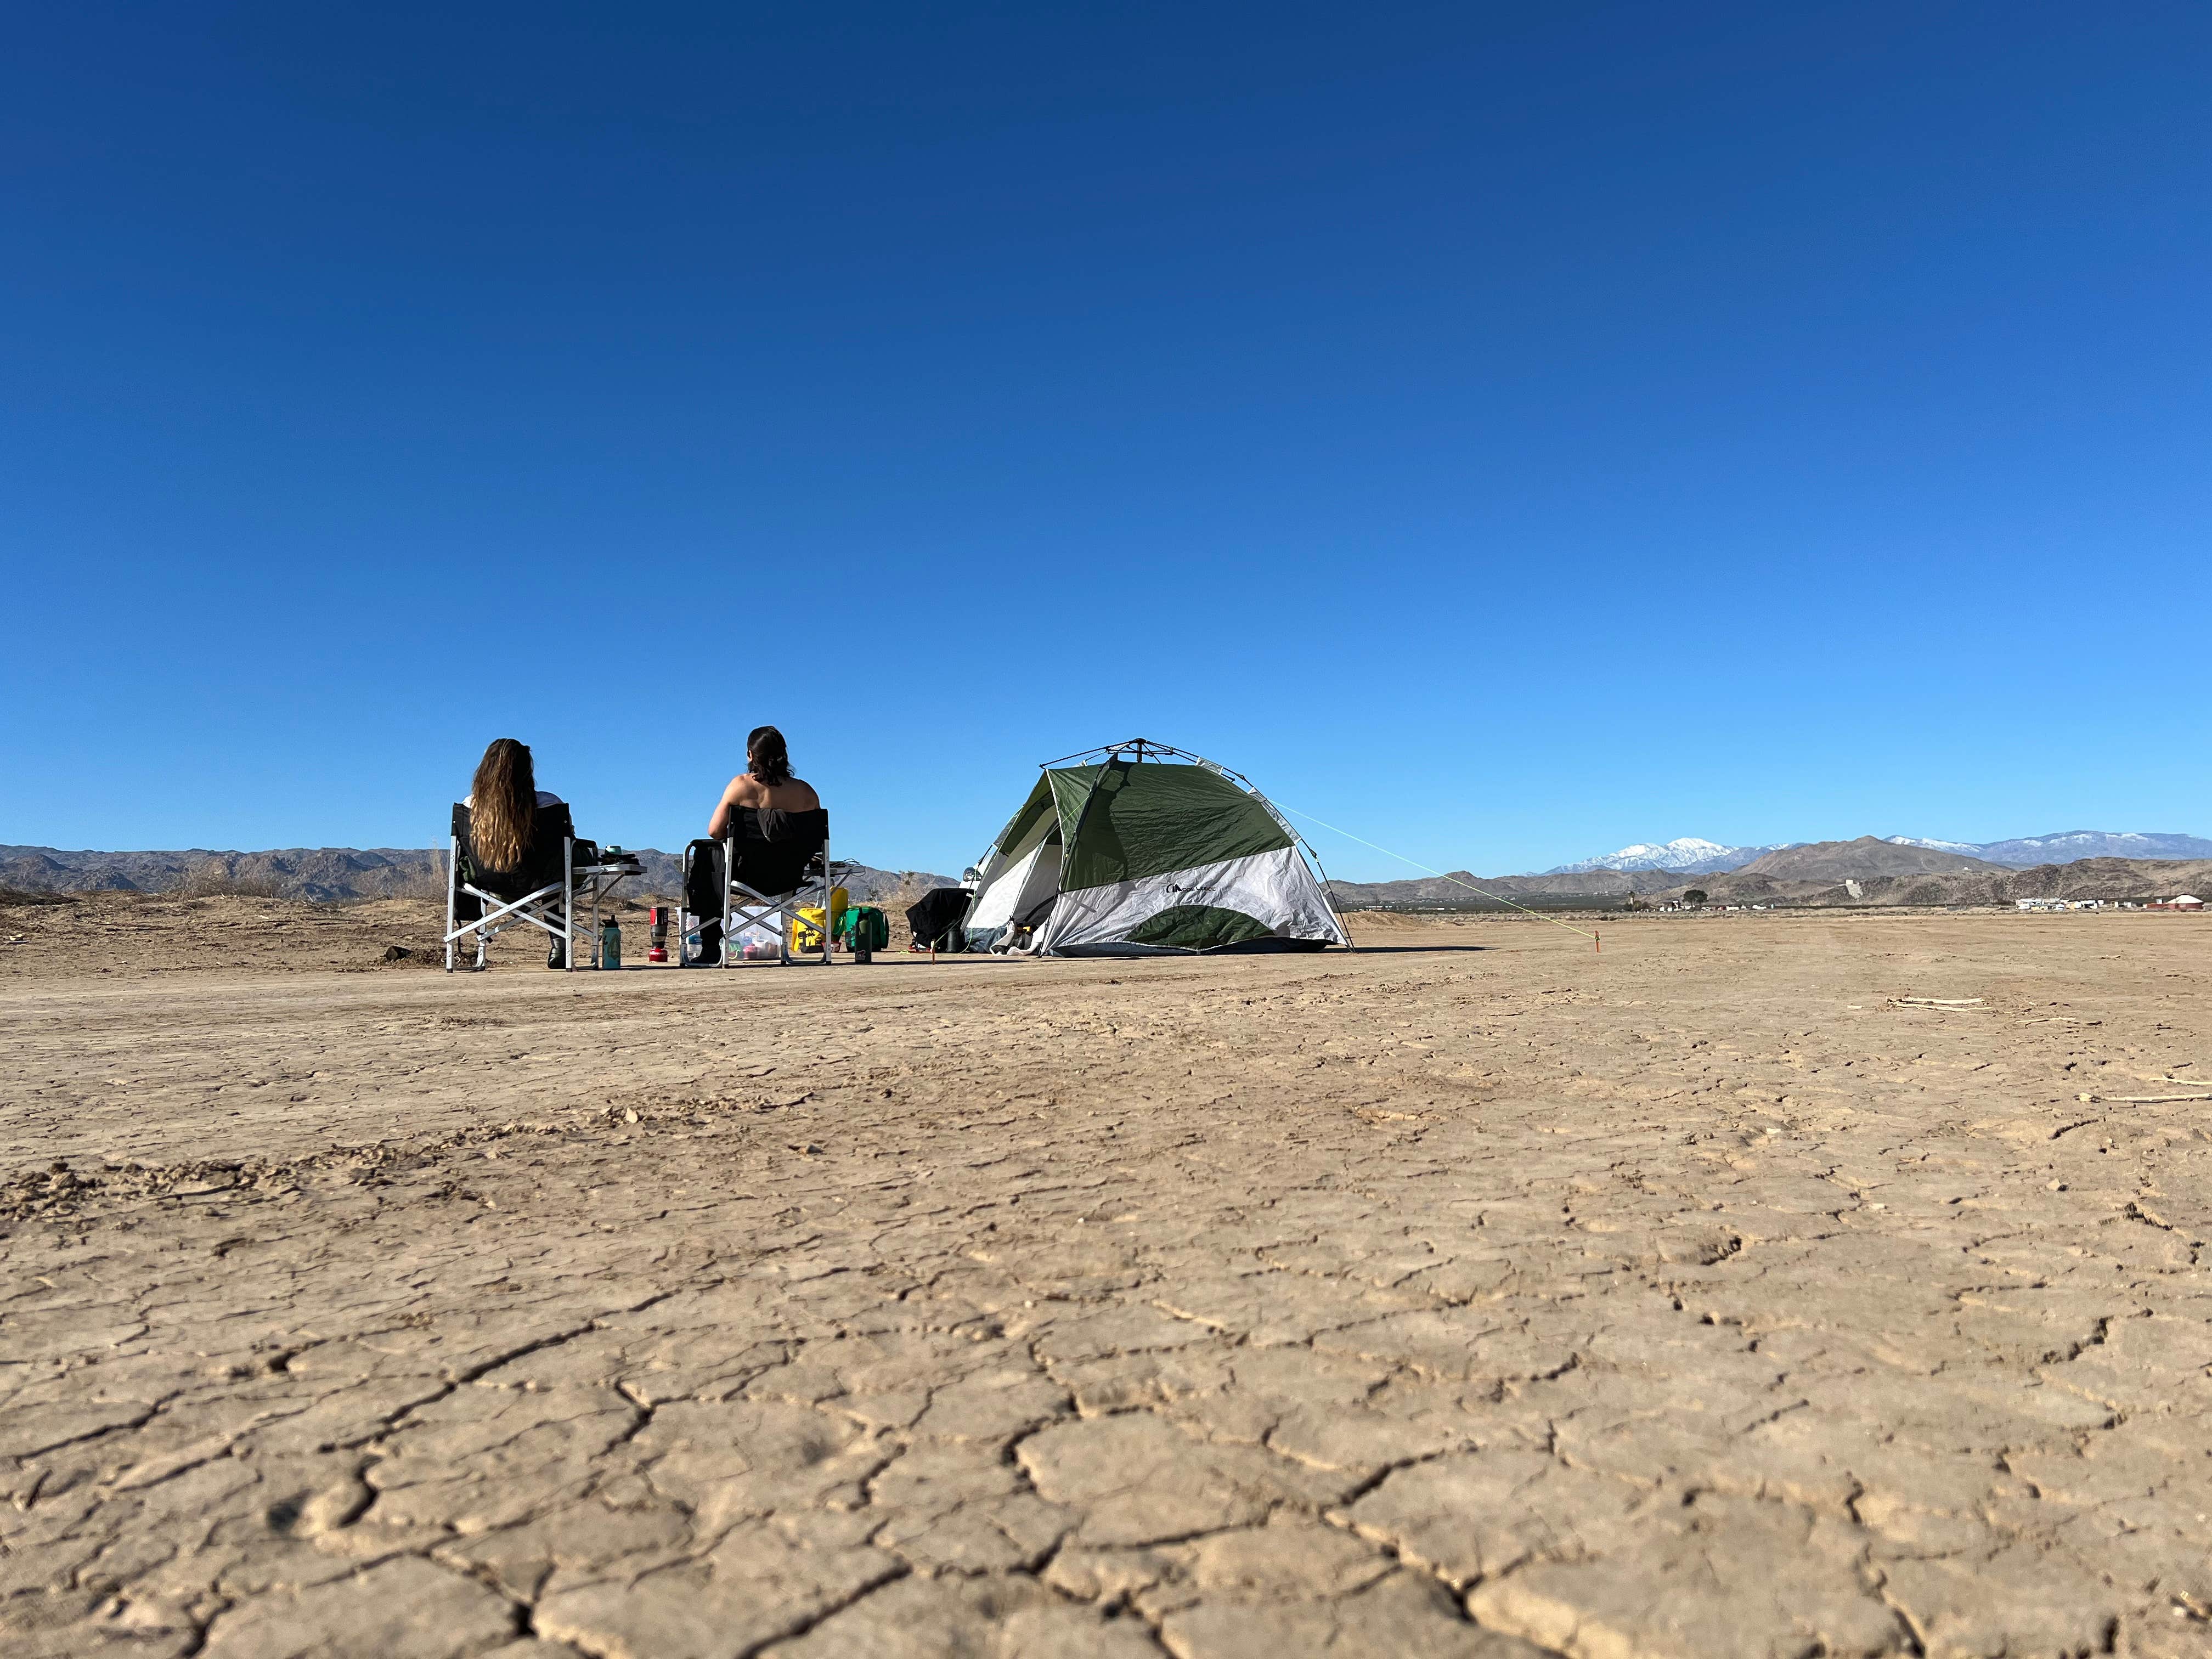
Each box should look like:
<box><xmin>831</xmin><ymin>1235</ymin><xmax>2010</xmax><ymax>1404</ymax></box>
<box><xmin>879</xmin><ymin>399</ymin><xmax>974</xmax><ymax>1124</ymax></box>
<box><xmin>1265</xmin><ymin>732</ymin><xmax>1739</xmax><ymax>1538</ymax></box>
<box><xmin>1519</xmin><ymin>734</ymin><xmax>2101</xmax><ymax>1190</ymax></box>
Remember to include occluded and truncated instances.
<box><xmin>443</xmin><ymin>803</ymin><xmax>640</xmax><ymax>972</ymax></box>
<box><xmin>679</xmin><ymin>808</ymin><xmax>843</xmax><ymax>966</ymax></box>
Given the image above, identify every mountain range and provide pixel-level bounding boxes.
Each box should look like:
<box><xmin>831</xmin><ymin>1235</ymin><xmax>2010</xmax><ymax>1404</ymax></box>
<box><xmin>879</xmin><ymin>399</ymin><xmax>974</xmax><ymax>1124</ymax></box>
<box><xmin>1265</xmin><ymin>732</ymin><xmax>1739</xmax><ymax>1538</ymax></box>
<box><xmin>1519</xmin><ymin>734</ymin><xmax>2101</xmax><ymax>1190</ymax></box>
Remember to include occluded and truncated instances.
<box><xmin>10</xmin><ymin>829</ymin><xmax>2208</xmax><ymax>918</ymax></box>
<box><xmin>1887</xmin><ymin>831</ymin><xmax>2212</xmax><ymax>865</ymax></box>
<box><xmin>1544</xmin><ymin>830</ymin><xmax>2212</xmax><ymax>875</ymax></box>
<box><xmin>1733</xmin><ymin>838</ymin><xmax>2003</xmax><ymax>880</ymax></box>
<box><xmin>1328</xmin><ymin>845</ymin><xmax>2212</xmax><ymax>912</ymax></box>
<box><xmin>1545</xmin><ymin>838</ymin><xmax>1777</xmax><ymax>874</ymax></box>
<box><xmin>0</xmin><ymin>845</ymin><xmax>957</xmax><ymax>908</ymax></box>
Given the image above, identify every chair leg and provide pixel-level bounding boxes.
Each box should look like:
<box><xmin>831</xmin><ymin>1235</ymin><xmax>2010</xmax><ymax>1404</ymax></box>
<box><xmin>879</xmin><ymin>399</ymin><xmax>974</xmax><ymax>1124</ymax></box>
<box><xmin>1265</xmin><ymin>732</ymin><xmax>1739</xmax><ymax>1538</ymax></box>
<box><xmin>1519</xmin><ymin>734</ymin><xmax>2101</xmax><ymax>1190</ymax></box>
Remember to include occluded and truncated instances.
<box><xmin>444</xmin><ymin>836</ymin><xmax>458</xmax><ymax>972</ymax></box>
<box><xmin>723</xmin><ymin>837</ymin><xmax>737</xmax><ymax>968</ymax></box>
<box><xmin>680</xmin><ymin>845</ymin><xmax>694</xmax><ymax>967</ymax></box>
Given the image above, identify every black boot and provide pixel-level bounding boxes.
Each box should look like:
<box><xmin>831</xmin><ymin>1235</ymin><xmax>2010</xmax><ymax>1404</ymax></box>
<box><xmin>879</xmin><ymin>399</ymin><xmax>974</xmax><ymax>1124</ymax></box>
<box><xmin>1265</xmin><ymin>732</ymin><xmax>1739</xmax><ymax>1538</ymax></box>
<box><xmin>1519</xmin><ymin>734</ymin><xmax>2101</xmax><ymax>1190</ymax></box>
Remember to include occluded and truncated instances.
<box><xmin>547</xmin><ymin>938</ymin><xmax>568</xmax><ymax>969</ymax></box>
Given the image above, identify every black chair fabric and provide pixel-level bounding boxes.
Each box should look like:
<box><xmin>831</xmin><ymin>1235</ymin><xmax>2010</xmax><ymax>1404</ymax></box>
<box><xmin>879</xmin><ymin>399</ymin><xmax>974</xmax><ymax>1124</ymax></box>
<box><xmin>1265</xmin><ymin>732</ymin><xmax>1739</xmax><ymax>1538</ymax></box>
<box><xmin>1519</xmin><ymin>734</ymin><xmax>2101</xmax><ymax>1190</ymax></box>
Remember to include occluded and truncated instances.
<box><xmin>452</xmin><ymin>800</ymin><xmax>578</xmax><ymax>901</ymax></box>
<box><xmin>682</xmin><ymin>838</ymin><xmax>723</xmax><ymax>926</ymax></box>
<box><xmin>907</xmin><ymin>887</ymin><xmax>972</xmax><ymax>951</ymax></box>
<box><xmin>730</xmin><ymin>807</ymin><xmax>828</xmax><ymax>896</ymax></box>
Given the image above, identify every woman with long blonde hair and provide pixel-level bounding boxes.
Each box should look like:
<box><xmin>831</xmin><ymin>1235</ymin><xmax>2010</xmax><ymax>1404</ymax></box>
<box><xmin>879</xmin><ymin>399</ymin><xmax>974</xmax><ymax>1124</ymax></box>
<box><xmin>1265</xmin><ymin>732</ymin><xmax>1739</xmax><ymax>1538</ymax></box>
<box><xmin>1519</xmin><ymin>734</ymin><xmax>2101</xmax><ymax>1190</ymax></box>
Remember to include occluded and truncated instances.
<box><xmin>467</xmin><ymin>738</ymin><xmax>562</xmax><ymax>873</ymax></box>
<box><xmin>459</xmin><ymin>738</ymin><xmax>572</xmax><ymax>967</ymax></box>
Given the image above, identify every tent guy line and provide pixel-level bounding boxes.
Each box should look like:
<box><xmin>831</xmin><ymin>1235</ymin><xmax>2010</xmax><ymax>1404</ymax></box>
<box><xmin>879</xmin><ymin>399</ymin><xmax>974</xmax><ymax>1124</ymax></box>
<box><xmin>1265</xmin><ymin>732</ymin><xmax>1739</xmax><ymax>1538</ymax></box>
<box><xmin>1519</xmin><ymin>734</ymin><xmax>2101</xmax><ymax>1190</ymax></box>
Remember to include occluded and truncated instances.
<box><xmin>1274</xmin><ymin>805</ymin><xmax>1603</xmax><ymax>943</ymax></box>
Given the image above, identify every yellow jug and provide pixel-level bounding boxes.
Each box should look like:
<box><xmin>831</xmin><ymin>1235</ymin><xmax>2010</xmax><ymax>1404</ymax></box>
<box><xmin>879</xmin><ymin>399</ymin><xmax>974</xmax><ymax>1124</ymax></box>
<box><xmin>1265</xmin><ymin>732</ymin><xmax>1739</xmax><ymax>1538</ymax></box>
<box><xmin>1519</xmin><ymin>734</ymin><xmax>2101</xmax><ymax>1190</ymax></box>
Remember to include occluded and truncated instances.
<box><xmin>790</xmin><ymin>886</ymin><xmax>849</xmax><ymax>952</ymax></box>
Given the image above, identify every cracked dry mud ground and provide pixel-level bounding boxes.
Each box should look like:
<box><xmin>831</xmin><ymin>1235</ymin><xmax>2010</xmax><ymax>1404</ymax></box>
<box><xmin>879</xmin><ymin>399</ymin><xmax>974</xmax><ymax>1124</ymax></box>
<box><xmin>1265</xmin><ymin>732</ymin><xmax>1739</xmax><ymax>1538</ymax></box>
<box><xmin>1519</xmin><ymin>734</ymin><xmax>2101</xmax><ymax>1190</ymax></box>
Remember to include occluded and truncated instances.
<box><xmin>3</xmin><ymin>909</ymin><xmax>2210</xmax><ymax>1659</ymax></box>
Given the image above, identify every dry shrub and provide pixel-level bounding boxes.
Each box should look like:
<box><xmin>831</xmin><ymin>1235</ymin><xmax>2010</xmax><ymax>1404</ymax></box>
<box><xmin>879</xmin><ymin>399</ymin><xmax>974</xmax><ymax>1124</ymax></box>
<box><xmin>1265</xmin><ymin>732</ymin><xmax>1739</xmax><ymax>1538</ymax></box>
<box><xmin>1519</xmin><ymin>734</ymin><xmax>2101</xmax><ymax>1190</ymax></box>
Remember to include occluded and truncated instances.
<box><xmin>381</xmin><ymin>861</ymin><xmax>449</xmax><ymax>902</ymax></box>
<box><xmin>176</xmin><ymin>862</ymin><xmax>287</xmax><ymax>899</ymax></box>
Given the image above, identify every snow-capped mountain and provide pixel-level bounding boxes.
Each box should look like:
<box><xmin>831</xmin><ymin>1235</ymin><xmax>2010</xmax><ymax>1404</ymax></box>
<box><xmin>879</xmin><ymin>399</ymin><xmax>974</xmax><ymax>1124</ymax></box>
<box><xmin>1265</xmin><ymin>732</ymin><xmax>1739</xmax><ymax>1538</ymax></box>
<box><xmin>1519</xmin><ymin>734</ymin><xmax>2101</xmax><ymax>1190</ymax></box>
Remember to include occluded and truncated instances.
<box><xmin>1545</xmin><ymin>830</ymin><xmax>2212</xmax><ymax>877</ymax></box>
<box><xmin>1886</xmin><ymin>836</ymin><xmax>1983</xmax><ymax>855</ymax></box>
<box><xmin>1544</xmin><ymin>838</ymin><xmax>1779</xmax><ymax>876</ymax></box>
<box><xmin>1956</xmin><ymin>831</ymin><xmax>2212</xmax><ymax>866</ymax></box>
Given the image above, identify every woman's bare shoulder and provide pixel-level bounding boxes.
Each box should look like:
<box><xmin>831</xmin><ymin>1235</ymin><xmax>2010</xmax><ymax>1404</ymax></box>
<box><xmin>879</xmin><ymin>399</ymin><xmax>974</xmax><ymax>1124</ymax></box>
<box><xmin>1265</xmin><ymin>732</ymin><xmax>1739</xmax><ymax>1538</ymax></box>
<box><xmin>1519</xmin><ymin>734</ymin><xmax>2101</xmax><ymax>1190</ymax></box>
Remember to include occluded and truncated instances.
<box><xmin>786</xmin><ymin>778</ymin><xmax>822</xmax><ymax>810</ymax></box>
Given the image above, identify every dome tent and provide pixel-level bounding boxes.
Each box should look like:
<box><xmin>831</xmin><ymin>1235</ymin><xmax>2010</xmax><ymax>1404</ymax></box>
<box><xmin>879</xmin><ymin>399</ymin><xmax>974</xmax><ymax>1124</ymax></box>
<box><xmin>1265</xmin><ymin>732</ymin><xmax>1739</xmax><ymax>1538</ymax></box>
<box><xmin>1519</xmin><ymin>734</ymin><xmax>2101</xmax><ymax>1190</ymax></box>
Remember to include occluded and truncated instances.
<box><xmin>964</xmin><ymin>740</ymin><xmax>1350</xmax><ymax>956</ymax></box>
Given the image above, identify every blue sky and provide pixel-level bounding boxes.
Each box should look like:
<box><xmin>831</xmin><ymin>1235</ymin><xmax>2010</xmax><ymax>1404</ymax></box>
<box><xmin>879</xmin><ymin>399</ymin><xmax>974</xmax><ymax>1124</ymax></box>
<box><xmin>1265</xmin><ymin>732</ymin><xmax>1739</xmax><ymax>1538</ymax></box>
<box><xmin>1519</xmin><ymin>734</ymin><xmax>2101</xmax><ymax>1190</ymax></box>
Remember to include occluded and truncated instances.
<box><xmin>3</xmin><ymin>2</ymin><xmax>2207</xmax><ymax>879</ymax></box>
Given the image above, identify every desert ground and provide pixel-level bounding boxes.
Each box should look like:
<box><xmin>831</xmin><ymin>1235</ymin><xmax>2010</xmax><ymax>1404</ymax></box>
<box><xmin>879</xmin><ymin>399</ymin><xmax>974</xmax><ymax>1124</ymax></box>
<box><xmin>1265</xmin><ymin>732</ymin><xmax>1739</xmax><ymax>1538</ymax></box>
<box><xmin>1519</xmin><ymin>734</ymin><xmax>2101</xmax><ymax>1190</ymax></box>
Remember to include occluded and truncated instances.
<box><xmin>2</xmin><ymin>895</ymin><xmax>2209</xmax><ymax>1658</ymax></box>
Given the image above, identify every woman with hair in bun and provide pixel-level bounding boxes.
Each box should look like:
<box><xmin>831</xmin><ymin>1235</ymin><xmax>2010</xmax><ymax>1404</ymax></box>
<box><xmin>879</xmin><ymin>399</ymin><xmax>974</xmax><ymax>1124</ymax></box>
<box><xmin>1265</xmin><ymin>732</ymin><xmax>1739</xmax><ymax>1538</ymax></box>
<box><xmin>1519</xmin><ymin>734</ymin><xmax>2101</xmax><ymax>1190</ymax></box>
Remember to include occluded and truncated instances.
<box><xmin>707</xmin><ymin>725</ymin><xmax>819</xmax><ymax>833</ymax></box>
<box><xmin>688</xmin><ymin>727</ymin><xmax>822</xmax><ymax>964</ymax></box>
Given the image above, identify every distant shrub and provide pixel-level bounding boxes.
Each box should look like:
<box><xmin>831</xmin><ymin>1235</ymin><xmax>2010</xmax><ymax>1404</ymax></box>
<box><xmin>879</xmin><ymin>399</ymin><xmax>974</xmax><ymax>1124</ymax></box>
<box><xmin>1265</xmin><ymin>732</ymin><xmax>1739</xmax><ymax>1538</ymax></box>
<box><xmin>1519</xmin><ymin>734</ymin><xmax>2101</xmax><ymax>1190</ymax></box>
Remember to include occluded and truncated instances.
<box><xmin>385</xmin><ymin>857</ymin><xmax>448</xmax><ymax>901</ymax></box>
<box><xmin>177</xmin><ymin>862</ymin><xmax>287</xmax><ymax>899</ymax></box>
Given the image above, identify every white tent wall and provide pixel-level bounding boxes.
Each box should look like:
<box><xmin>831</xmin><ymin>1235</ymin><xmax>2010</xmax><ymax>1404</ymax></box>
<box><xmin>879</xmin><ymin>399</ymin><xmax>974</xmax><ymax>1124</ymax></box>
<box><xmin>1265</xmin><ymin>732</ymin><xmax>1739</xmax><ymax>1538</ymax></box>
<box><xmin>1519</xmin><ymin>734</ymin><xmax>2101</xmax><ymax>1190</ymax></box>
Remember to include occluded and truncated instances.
<box><xmin>962</xmin><ymin>795</ymin><xmax>1057</xmax><ymax>951</ymax></box>
<box><xmin>1008</xmin><ymin>840</ymin><xmax>1062</xmax><ymax>932</ymax></box>
<box><xmin>966</xmin><ymin>836</ymin><xmax>1062</xmax><ymax>950</ymax></box>
<box><xmin>1037</xmin><ymin>845</ymin><xmax>1348</xmax><ymax>955</ymax></box>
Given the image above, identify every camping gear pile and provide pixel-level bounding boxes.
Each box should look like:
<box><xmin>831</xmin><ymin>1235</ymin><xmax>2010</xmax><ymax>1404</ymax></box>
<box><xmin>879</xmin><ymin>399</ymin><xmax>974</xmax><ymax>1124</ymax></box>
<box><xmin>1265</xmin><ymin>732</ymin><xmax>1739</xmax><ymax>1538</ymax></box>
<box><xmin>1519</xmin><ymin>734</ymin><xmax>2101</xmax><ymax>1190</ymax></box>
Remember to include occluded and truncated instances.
<box><xmin>956</xmin><ymin>740</ymin><xmax>1347</xmax><ymax>956</ymax></box>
